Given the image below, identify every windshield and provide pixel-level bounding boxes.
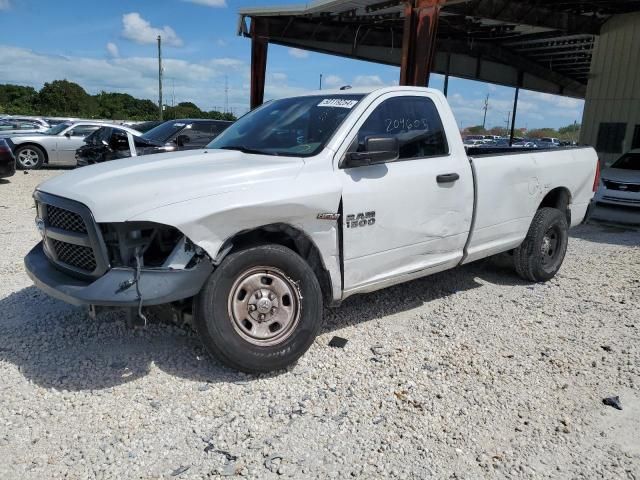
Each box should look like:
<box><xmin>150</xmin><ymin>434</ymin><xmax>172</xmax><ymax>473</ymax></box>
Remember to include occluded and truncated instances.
<box><xmin>142</xmin><ymin>121</ymin><xmax>186</xmax><ymax>143</ymax></box>
<box><xmin>611</xmin><ymin>152</ymin><xmax>640</xmax><ymax>171</ymax></box>
<box><xmin>207</xmin><ymin>94</ymin><xmax>365</xmax><ymax>157</ymax></box>
<box><xmin>45</xmin><ymin>123</ymin><xmax>71</xmax><ymax>135</ymax></box>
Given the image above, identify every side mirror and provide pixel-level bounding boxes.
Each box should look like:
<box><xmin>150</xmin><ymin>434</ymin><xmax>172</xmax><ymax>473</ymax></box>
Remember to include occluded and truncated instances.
<box><xmin>343</xmin><ymin>136</ymin><xmax>399</xmax><ymax>169</ymax></box>
<box><xmin>64</xmin><ymin>132</ymin><xmax>71</xmax><ymax>138</ymax></box>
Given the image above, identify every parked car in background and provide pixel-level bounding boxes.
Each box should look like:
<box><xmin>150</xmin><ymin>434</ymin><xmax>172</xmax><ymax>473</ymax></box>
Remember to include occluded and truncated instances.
<box><xmin>1</xmin><ymin>116</ymin><xmax>50</xmax><ymax>129</ymax></box>
<box><xmin>512</xmin><ymin>141</ymin><xmax>538</xmax><ymax>149</ymax></box>
<box><xmin>76</xmin><ymin>124</ymin><xmax>143</xmax><ymax>167</ymax></box>
<box><xmin>463</xmin><ymin>139</ymin><xmax>484</xmax><ymax>147</ymax></box>
<box><xmin>539</xmin><ymin>137</ymin><xmax>561</xmax><ymax>147</ymax></box>
<box><xmin>593</xmin><ymin>150</ymin><xmax>640</xmax><ymax>210</ymax></box>
<box><xmin>5</xmin><ymin>122</ymin><xmax>104</xmax><ymax>169</ymax></box>
<box><xmin>0</xmin><ymin>120</ymin><xmax>48</xmax><ymax>136</ymax></box>
<box><xmin>141</xmin><ymin>119</ymin><xmax>232</xmax><ymax>150</ymax></box>
<box><xmin>0</xmin><ymin>139</ymin><xmax>16</xmax><ymax>179</ymax></box>
<box><xmin>125</xmin><ymin>120</ymin><xmax>164</xmax><ymax>133</ymax></box>
<box><xmin>76</xmin><ymin>119</ymin><xmax>232</xmax><ymax>166</ymax></box>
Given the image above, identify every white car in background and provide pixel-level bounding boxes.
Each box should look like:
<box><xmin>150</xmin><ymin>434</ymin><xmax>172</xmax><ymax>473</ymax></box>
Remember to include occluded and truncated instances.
<box><xmin>5</xmin><ymin>122</ymin><xmax>104</xmax><ymax>169</ymax></box>
<box><xmin>593</xmin><ymin>150</ymin><xmax>640</xmax><ymax>209</ymax></box>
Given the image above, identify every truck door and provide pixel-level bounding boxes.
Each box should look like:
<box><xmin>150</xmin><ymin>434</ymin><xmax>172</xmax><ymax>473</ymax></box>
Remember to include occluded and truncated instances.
<box><xmin>337</xmin><ymin>92</ymin><xmax>474</xmax><ymax>294</ymax></box>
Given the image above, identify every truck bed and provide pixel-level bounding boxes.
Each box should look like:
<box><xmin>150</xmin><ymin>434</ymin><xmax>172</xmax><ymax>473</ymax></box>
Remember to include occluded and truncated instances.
<box><xmin>463</xmin><ymin>146</ymin><xmax>598</xmax><ymax>264</ymax></box>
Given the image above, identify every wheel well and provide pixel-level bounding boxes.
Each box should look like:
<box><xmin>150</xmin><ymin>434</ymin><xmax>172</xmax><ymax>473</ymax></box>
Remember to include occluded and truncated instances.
<box><xmin>538</xmin><ymin>187</ymin><xmax>571</xmax><ymax>225</ymax></box>
<box><xmin>218</xmin><ymin>223</ymin><xmax>334</xmax><ymax>305</ymax></box>
<box><xmin>15</xmin><ymin>143</ymin><xmax>48</xmax><ymax>164</ymax></box>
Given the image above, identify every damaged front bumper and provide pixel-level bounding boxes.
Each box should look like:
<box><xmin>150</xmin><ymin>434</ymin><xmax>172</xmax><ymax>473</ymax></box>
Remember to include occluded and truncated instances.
<box><xmin>25</xmin><ymin>242</ymin><xmax>213</xmax><ymax>307</ymax></box>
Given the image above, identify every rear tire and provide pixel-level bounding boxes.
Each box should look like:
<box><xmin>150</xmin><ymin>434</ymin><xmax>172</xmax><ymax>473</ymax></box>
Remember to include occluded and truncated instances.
<box><xmin>514</xmin><ymin>207</ymin><xmax>568</xmax><ymax>282</ymax></box>
<box><xmin>15</xmin><ymin>145</ymin><xmax>45</xmax><ymax>170</ymax></box>
<box><xmin>194</xmin><ymin>244</ymin><xmax>323</xmax><ymax>373</ymax></box>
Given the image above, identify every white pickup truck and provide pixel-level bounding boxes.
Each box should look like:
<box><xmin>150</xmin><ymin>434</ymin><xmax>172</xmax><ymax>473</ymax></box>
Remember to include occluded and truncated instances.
<box><xmin>25</xmin><ymin>87</ymin><xmax>599</xmax><ymax>372</ymax></box>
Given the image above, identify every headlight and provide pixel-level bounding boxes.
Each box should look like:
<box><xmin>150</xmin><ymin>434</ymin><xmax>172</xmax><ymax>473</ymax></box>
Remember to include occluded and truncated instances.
<box><xmin>99</xmin><ymin>222</ymin><xmax>197</xmax><ymax>268</ymax></box>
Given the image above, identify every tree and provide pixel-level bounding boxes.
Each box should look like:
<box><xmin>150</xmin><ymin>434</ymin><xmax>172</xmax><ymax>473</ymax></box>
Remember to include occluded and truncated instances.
<box><xmin>37</xmin><ymin>80</ymin><xmax>97</xmax><ymax>117</ymax></box>
<box><xmin>0</xmin><ymin>79</ymin><xmax>238</xmax><ymax>121</ymax></box>
<box><xmin>0</xmin><ymin>84</ymin><xmax>39</xmax><ymax>115</ymax></box>
<box><xmin>466</xmin><ymin>125</ymin><xmax>487</xmax><ymax>135</ymax></box>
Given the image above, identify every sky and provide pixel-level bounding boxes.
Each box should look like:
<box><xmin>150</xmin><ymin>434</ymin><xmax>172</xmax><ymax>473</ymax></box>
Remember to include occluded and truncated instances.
<box><xmin>0</xmin><ymin>0</ymin><xmax>584</xmax><ymax>129</ymax></box>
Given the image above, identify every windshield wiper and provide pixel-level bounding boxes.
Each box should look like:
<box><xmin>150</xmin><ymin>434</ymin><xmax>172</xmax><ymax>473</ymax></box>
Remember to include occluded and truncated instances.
<box><xmin>219</xmin><ymin>145</ymin><xmax>278</xmax><ymax>156</ymax></box>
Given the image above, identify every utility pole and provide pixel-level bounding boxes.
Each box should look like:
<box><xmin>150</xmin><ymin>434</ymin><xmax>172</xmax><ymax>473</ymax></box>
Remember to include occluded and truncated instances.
<box><xmin>481</xmin><ymin>94</ymin><xmax>489</xmax><ymax>130</ymax></box>
<box><xmin>505</xmin><ymin>111</ymin><xmax>511</xmax><ymax>134</ymax></box>
<box><xmin>319</xmin><ymin>74</ymin><xmax>323</xmax><ymax>90</ymax></box>
<box><xmin>158</xmin><ymin>35</ymin><xmax>163</xmax><ymax>121</ymax></box>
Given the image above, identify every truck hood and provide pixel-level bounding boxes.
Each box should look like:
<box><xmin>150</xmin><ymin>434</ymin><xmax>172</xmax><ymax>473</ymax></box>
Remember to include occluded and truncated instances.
<box><xmin>37</xmin><ymin>149</ymin><xmax>304</xmax><ymax>222</ymax></box>
<box><xmin>601</xmin><ymin>167</ymin><xmax>640</xmax><ymax>184</ymax></box>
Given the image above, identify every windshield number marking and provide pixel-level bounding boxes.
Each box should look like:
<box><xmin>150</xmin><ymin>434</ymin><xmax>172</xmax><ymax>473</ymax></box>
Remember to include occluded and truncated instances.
<box><xmin>317</xmin><ymin>99</ymin><xmax>358</xmax><ymax>109</ymax></box>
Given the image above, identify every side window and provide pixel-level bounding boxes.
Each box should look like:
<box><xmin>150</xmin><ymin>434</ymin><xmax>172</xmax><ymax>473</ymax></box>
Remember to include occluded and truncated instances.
<box><xmin>356</xmin><ymin>96</ymin><xmax>448</xmax><ymax>160</ymax></box>
<box><xmin>180</xmin><ymin>123</ymin><xmax>216</xmax><ymax>147</ymax></box>
<box><xmin>69</xmin><ymin>125</ymin><xmax>100</xmax><ymax>137</ymax></box>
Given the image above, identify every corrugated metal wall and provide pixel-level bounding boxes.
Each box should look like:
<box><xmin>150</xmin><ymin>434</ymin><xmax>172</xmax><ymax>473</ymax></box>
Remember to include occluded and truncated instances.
<box><xmin>580</xmin><ymin>13</ymin><xmax>640</xmax><ymax>166</ymax></box>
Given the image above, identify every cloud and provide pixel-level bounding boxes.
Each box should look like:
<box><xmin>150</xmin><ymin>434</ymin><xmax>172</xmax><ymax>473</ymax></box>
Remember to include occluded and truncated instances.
<box><xmin>322</xmin><ymin>75</ymin><xmax>344</xmax><ymax>88</ymax></box>
<box><xmin>0</xmin><ymin>0</ymin><xmax>10</xmax><ymax>10</ymax></box>
<box><xmin>121</xmin><ymin>13</ymin><xmax>183</xmax><ymax>47</ymax></box>
<box><xmin>271</xmin><ymin>72</ymin><xmax>288</xmax><ymax>82</ymax></box>
<box><xmin>353</xmin><ymin>75</ymin><xmax>386</xmax><ymax>87</ymax></box>
<box><xmin>182</xmin><ymin>0</ymin><xmax>227</xmax><ymax>6</ymax></box>
<box><xmin>0</xmin><ymin>45</ymin><xmax>312</xmax><ymax>116</ymax></box>
<box><xmin>288</xmin><ymin>48</ymin><xmax>309</xmax><ymax>59</ymax></box>
<box><xmin>106</xmin><ymin>42</ymin><xmax>119</xmax><ymax>58</ymax></box>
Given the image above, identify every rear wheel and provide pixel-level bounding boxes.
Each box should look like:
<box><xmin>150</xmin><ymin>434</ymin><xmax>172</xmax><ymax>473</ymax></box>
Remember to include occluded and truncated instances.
<box><xmin>15</xmin><ymin>145</ymin><xmax>45</xmax><ymax>170</ymax></box>
<box><xmin>194</xmin><ymin>244</ymin><xmax>323</xmax><ymax>373</ymax></box>
<box><xmin>514</xmin><ymin>207</ymin><xmax>568</xmax><ymax>282</ymax></box>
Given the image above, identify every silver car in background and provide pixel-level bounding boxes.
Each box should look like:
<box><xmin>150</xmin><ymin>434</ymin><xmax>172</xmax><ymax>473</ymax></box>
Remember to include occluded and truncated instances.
<box><xmin>0</xmin><ymin>119</ymin><xmax>49</xmax><ymax>136</ymax></box>
<box><xmin>5</xmin><ymin>122</ymin><xmax>104</xmax><ymax>169</ymax></box>
<box><xmin>593</xmin><ymin>150</ymin><xmax>640</xmax><ymax>209</ymax></box>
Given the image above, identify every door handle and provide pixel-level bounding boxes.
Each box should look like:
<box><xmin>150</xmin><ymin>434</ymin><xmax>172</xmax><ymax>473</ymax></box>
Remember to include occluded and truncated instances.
<box><xmin>436</xmin><ymin>173</ymin><xmax>460</xmax><ymax>184</ymax></box>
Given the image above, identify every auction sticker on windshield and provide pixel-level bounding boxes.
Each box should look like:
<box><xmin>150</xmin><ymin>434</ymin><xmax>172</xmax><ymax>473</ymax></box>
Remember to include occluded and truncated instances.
<box><xmin>317</xmin><ymin>99</ymin><xmax>359</xmax><ymax>109</ymax></box>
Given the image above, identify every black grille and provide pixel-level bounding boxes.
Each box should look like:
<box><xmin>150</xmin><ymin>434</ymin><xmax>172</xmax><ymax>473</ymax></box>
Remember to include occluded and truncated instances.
<box><xmin>47</xmin><ymin>205</ymin><xmax>88</xmax><ymax>233</ymax></box>
<box><xmin>51</xmin><ymin>239</ymin><xmax>97</xmax><ymax>272</ymax></box>
<box><xmin>603</xmin><ymin>180</ymin><xmax>640</xmax><ymax>193</ymax></box>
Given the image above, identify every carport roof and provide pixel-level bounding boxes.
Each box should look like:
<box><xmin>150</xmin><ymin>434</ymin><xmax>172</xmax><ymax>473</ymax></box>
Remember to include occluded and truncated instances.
<box><xmin>239</xmin><ymin>0</ymin><xmax>640</xmax><ymax>98</ymax></box>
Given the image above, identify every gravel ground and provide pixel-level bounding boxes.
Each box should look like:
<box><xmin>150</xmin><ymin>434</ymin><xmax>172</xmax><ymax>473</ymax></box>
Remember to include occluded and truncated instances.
<box><xmin>1</xmin><ymin>170</ymin><xmax>639</xmax><ymax>479</ymax></box>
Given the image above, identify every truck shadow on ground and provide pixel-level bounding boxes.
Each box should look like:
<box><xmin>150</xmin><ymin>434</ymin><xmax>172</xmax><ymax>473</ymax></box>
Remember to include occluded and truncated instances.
<box><xmin>0</xmin><ymin>262</ymin><xmax>525</xmax><ymax>392</ymax></box>
<box><xmin>571</xmin><ymin>221</ymin><xmax>639</xmax><ymax>247</ymax></box>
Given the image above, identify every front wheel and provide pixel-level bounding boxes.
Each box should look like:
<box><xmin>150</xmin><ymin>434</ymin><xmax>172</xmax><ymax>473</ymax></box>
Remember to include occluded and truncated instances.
<box><xmin>194</xmin><ymin>244</ymin><xmax>323</xmax><ymax>373</ymax></box>
<box><xmin>514</xmin><ymin>207</ymin><xmax>569</xmax><ymax>282</ymax></box>
<box><xmin>15</xmin><ymin>145</ymin><xmax>45</xmax><ymax>170</ymax></box>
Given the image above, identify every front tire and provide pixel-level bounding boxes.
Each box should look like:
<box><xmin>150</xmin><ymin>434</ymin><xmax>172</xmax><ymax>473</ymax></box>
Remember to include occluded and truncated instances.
<box><xmin>194</xmin><ymin>244</ymin><xmax>323</xmax><ymax>373</ymax></box>
<box><xmin>514</xmin><ymin>207</ymin><xmax>569</xmax><ymax>282</ymax></box>
<box><xmin>15</xmin><ymin>145</ymin><xmax>45</xmax><ymax>170</ymax></box>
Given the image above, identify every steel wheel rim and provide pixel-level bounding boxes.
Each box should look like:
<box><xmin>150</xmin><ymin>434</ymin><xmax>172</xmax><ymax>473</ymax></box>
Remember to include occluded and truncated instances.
<box><xmin>227</xmin><ymin>266</ymin><xmax>301</xmax><ymax>346</ymax></box>
<box><xmin>18</xmin><ymin>149</ymin><xmax>38</xmax><ymax>167</ymax></box>
<box><xmin>541</xmin><ymin>225</ymin><xmax>561</xmax><ymax>267</ymax></box>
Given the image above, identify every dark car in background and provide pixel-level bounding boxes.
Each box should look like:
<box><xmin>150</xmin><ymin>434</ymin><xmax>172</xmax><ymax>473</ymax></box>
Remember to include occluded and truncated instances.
<box><xmin>125</xmin><ymin>120</ymin><xmax>164</xmax><ymax>133</ymax></box>
<box><xmin>0</xmin><ymin>139</ymin><xmax>17</xmax><ymax>179</ymax></box>
<box><xmin>76</xmin><ymin>119</ymin><xmax>232</xmax><ymax>166</ymax></box>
